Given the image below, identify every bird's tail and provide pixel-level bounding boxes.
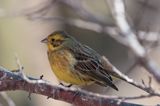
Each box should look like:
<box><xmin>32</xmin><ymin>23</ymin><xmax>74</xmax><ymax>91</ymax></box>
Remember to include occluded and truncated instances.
<box><xmin>95</xmin><ymin>80</ymin><xmax>119</xmax><ymax>91</ymax></box>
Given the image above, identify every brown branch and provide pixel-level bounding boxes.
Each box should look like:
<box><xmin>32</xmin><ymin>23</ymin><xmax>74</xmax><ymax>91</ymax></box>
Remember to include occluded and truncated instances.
<box><xmin>102</xmin><ymin>56</ymin><xmax>160</xmax><ymax>97</ymax></box>
<box><xmin>0</xmin><ymin>66</ymin><xmax>145</xmax><ymax>106</ymax></box>
<box><xmin>0</xmin><ymin>56</ymin><xmax>159</xmax><ymax>105</ymax></box>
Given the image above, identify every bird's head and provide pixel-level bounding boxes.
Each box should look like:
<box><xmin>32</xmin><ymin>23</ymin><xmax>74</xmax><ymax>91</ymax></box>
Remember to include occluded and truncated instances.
<box><xmin>41</xmin><ymin>31</ymin><xmax>74</xmax><ymax>51</ymax></box>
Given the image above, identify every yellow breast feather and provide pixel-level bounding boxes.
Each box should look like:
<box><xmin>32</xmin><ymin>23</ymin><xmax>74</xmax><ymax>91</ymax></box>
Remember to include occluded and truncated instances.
<box><xmin>48</xmin><ymin>49</ymin><xmax>92</xmax><ymax>85</ymax></box>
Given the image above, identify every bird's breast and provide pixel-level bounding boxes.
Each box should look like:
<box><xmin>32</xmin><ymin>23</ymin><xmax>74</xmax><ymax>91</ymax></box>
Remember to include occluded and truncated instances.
<box><xmin>48</xmin><ymin>50</ymin><xmax>81</xmax><ymax>83</ymax></box>
<box><xmin>49</xmin><ymin>49</ymin><xmax>76</xmax><ymax>71</ymax></box>
<box><xmin>48</xmin><ymin>49</ymin><xmax>93</xmax><ymax>85</ymax></box>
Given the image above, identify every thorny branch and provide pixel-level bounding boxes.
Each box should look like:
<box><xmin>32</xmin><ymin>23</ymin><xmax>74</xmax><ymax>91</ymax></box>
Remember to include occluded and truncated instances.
<box><xmin>0</xmin><ymin>57</ymin><xmax>160</xmax><ymax>106</ymax></box>
<box><xmin>102</xmin><ymin>56</ymin><xmax>160</xmax><ymax>97</ymax></box>
<box><xmin>0</xmin><ymin>65</ymin><xmax>143</xmax><ymax>106</ymax></box>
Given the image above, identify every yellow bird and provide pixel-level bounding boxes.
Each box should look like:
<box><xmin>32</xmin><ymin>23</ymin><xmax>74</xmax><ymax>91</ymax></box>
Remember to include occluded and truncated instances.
<box><xmin>41</xmin><ymin>31</ymin><xmax>118</xmax><ymax>91</ymax></box>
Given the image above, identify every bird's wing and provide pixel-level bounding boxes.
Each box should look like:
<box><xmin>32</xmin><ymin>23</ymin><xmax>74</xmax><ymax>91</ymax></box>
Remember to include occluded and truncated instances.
<box><xmin>69</xmin><ymin>45</ymin><xmax>118</xmax><ymax>91</ymax></box>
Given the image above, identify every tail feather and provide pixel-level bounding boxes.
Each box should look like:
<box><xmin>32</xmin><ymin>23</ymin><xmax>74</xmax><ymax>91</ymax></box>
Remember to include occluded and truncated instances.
<box><xmin>95</xmin><ymin>81</ymin><xmax>118</xmax><ymax>91</ymax></box>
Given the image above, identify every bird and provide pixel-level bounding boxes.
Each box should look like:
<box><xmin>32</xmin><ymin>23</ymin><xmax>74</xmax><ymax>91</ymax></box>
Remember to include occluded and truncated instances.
<box><xmin>41</xmin><ymin>30</ymin><xmax>118</xmax><ymax>91</ymax></box>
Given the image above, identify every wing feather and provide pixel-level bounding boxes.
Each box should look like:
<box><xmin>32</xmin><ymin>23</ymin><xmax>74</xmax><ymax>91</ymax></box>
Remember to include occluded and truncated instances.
<box><xmin>68</xmin><ymin>44</ymin><xmax>118</xmax><ymax>90</ymax></box>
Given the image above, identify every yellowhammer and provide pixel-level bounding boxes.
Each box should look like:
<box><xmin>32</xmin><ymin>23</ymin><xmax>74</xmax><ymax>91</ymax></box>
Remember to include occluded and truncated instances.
<box><xmin>41</xmin><ymin>31</ymin><xmax>118</xmax><ymax>91</ymax></box>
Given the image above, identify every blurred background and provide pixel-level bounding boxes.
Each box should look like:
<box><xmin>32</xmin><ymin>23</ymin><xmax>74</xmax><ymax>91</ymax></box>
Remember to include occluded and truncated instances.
<box><xmin>0</xmin><ymin>0</ymin><xmax>160</xmax><ymax>106</ymax></box>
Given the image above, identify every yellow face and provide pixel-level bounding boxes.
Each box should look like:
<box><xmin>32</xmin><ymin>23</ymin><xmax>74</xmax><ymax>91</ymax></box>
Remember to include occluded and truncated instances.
<box><xmin>41</xmin><ymin>31</ymin><xmax>69</xmax><ymax>51</ymax></box>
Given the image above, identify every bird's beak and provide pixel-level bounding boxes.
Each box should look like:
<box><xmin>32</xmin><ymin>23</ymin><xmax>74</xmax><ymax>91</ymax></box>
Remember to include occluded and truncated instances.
<box><xmin>41</xmin><ymin>37</ymin><xmax>48</xmax><ymax>43</ymax></box>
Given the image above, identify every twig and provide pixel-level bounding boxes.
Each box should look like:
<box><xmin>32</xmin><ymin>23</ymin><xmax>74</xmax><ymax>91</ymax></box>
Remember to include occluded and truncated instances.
<box><xmin>102</xmin><ymin>56</ymin><xmax>160</xmax><ymax>97</ymax></box>
<box><xmin>107</xmin><ymin>0</ymin><xmax>146</xmax><ymax>57</ymax></box>
<box><xmin>0</xmin><ymin>66</ymin><xmax>143</xmax><ymax>106</ymax></box>
<box><xmin>0</xmin><ymin>56</ymin><xmax>160</xmax><ymax>105</ymax></box>
<box><xmin>14</xmin><ymin>54</ymin><xmax>30</xmax><ymax>82</ymax></box>
<box><xmin>106</xmin><ymin>0</ymin><xmax>160</xmax><ymax>82</ymax></box>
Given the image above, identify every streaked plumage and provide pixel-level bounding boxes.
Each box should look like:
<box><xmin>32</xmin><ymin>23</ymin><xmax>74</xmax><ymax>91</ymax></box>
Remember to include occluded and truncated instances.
<box><xmin>41</xmin><ymin>31</ymin><xmax>118</xmax><ymax>91</ymax></box>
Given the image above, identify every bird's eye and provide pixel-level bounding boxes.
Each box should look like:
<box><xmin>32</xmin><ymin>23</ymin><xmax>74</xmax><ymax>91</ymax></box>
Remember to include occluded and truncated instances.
<box><xmin>51</xmin><ymin>38</ymin><xmax>55</xmax><ymax>42</ymax></box>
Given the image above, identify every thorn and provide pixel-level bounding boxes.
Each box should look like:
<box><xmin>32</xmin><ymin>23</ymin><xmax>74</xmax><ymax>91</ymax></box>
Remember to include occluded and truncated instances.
<box><xmin>40</xmin><ymin>75</ymin><xmax>44</xmax><ymax>79</ymax></box>
<box><xmin>15</xmin><ymin>53</ymin><xmax>23</xmax><ymax>71</ymax></box>
<box><xmin>14</xmin><ymin>54</ymin><xmax>30</xmax><ymax>82</ymax></box>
